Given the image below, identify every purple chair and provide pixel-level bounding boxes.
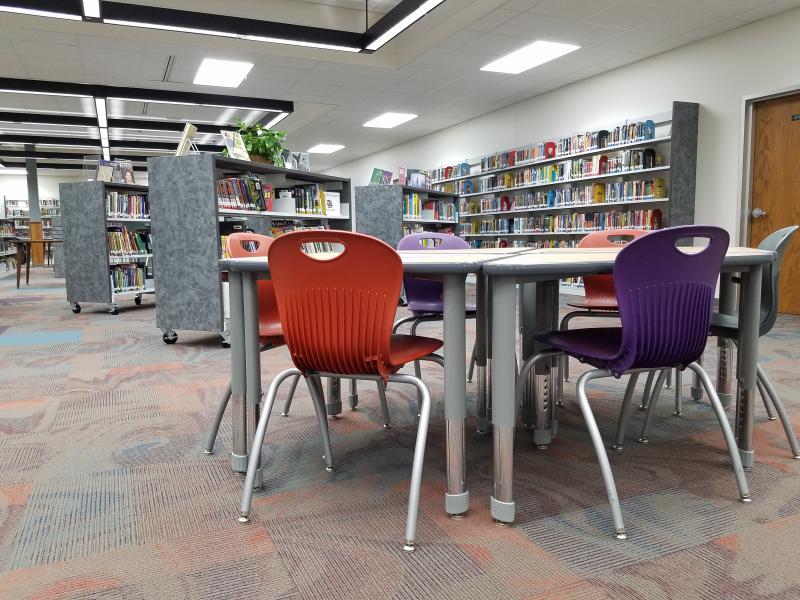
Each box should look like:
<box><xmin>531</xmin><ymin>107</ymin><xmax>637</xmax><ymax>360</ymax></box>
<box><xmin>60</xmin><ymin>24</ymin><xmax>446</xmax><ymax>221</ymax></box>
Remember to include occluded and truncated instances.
<box><xmin>393</xmin><ymin>232</ymin><xmax>478</xmax><ymax>398</ymax></box>
<box><xmin>518</xmin><ymin>226</ymin><xmax>750</xmax><ymax>540</ymax></box>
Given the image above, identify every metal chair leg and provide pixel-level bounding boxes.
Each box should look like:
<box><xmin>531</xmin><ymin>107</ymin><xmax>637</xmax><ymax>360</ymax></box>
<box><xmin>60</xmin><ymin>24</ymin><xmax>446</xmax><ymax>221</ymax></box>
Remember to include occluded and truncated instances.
<box><xmin>757</xmin><ymin>364</ymin><xmax>800</xmax><ymax>458</ymax></box>
<box><xmin>239</xmin><ymin>368</ymin><xmax>300</xmax><ymax>522</ymax></box>
<box><xmin>307</xmin><ymin>375</ymin><xmax>335</xmax><ymax>471</ymax></box>
<box><xmin>467</xmin><ymin>342</ymin><xmax>477</xmax><ymax>383</ymax></box>
<box><xmin>576</xmin><ymin>369</ymin><xmax>627</xmax><ymax>539</ymax></box>
<box><xmin>638</xmin><ymin>369</ymin><xmax>669</xmax><ymax>444</ymax></box>
<box><xmin>674</xmin><ymin>369</ymin><xmax>683</xmax><ymax>416</ymax></box>
<box><xmin>611</xmin><ymin>373</ymin><xmax>640</xmax><ymax>451</ymax></box>
<box><xmin>389</xmin><ymin>373</ymin><xmax>432</xmax><ymax>552</ymax></box>
<box><xmin>392</xmin><ymin>314</ymin><xmax>418</xmax><ymax>334</ymax></box>
<box><xmin>348</xmin><ymin>378</ymin><xmax>359</xmax><ymax>410</ymax></box>
<box><xmin>756</xmin><ymin>377</ymin><xmax>776</xmax><ymax>421</ymax></box>
<box><xmin>688</xmin><ymin>362</ymin><xmax>750</xmax><ymax>501</ymax></box>
<box><xmin>205</xmin><ymin>383</ymin><xmax>232</xmax><ymax>454</ymax></box>
<box><xmin>665</xmin><ymin>368</ymin><xmax>672</xmax><ymax>389</ymax></box>
<box><xmin>639</xmin><ymin>370</ymin><xmax>656</xmax><ymax>410</ymax></box>
<box><xmin>280</xmin><ymin>374</ymin><xmax>302</xmax><ymax>416</ymax></box>
<box><xmin>377</xmin><ymin>381</ymin><xmax>391</xmax><ymax>428</ymax></box>
<box><xmin>410</xmin><ymin>318</ymin><xmax>423</xmax><ymax>413</ymax></box>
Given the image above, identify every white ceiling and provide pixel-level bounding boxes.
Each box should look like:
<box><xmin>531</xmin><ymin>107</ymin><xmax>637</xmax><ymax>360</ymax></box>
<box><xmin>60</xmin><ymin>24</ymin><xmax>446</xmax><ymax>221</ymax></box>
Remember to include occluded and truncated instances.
<box><xmin>1</xmin><ymin>0</ymin><xmax>800</xmax><ymax>173</ymax></box>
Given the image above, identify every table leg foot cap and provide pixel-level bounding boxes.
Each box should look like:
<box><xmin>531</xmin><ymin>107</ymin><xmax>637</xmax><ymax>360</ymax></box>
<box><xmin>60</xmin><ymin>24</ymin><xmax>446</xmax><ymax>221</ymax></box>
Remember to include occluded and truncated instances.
<box><xmin>238</xmin><ymin>515</ymin><xmax>250</xmax><ymax>524</ymax></box>
<box><xmin>614</xmin><ymin>530</ymin><xmax>628</xmax><ymax>540</ymax></box>
<box><xmin>637</xmin><ymin>437</ymin><xmax>649</xmax><ymax>445</ymax></box>
<box><xmin>204</xmin><ymin>449</ymin><xmax>213</xmax><ymax>455</ymax></box>
<box><xmin>740</xmin><ymin>495</ymin><xmax>752</xmax><ymax>503</ymax></box>
<box><xmin>403</xmin><ymin>542</ymin><xmax>416</xmax><ymax>552</ymax></box>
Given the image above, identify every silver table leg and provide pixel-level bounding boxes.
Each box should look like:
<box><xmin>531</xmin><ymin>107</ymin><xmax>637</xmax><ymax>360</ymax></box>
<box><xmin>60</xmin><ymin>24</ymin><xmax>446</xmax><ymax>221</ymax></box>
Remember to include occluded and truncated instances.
<box><xmin>491</xmin><ymin>276</ymin><xmax>517</xmax><ymax>523</ymax></box>
<box><xmin>475</xmin><ymin>274</ymin><xmax>490</xmax><ymax>434</ymax></box>
<box><xmin>444</xmin><ymin>274</ymin><xmax>469</xmax><ymax>516</ymax></box>
<box><xmin>735</xmin><ymin>265</ymin><xmax>762</xmax><ymax>470</ymax></box>
<box><xmin>717</xmin><ymin>274</ymin><xmax>737</xmax><ymax>409</ymax></box>
<box><xmin>228</xmin><ymin>271</ymin><xmax>248</xmax><ymax>473</ymax></box>
<box><xmin>520</xmin><ymin>281</ymin><xmax>559</xmax><ymax>448</ymax></box>
<box><xmin>243</xmin><ymin>273</ymin><xmax>263</xmax><ymax>488</ymax></box>
<box><xmin>327</xmin><ymin>378</ymin><xmax>342</xmax><ymax>417</ymax></box>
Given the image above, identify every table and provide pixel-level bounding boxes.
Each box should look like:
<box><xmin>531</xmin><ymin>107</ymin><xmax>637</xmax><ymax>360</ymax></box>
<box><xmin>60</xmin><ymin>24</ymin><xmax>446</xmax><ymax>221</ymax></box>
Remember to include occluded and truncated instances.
<box><xmin>482</xmin><ymin>245</ymin><xmax>775</xmax><ymax>523</ymax></box>
<box><xmin>9</xmin><ymin>238</ymin><xmax>61</xmax><ymax>289</ymax></box>
<box><xmin>219</xmin><ymin>247</ymin><xmax>527</xmax><ymax>517</ymax></box>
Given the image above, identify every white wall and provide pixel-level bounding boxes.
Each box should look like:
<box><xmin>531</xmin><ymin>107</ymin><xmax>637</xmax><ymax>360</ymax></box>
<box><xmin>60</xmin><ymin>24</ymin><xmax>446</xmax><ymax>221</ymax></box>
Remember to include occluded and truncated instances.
<box><xmin>329</xmin><ymin>7</ymin><xmax>800</xmax><ymax>242</ymax></box>
<box><xmin>0</xmin><ymin>173</ymin><xmax>82</xmax><ymax>201</ymax></box>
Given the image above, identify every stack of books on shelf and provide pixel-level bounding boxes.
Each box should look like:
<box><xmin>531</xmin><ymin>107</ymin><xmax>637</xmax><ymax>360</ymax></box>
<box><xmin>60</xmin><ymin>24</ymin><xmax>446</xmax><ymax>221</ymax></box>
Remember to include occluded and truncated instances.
<box><xmin>110</xmin><ymin>265</ymin><xmax>146</xmax><ymax>292</ymax></box>
<box><xmin>217</xmin><ymin>176</ymin><xmax>273</xmax><ymax>211</ymax></box>
<box><xmin>39</xmin><ymin>199</ymin><xmax>60</xmax><ymax>217</ymax></box>
<box><xmin>462</xmin><ymin>208</ymin><xmax>662</xmax><ymax>236</ymax></box>
<box><xmin>106</xmin><ymin>192</ymin><xmax>149</xmax><ymax>219</ymax></box>
<box><xmin>0</xmin><ymin>222</ymin><xmax>14</xmax><ymax>237</ymax></box>
<box><xmin>278</xmin><ymin>185</ymin><xmax>328</xmax><ymax>215</ymax></box>
<box><xmin>107</xmin><ymin>227</ymin><xmax>152</xmax><ymax>257</ymax></box>
<box><xmin>430</xmin><ymin>162</ymin><xmax>472</xmax><ymax>182</ymax></box>
<box><xmin>402</xmin><ymin>193</ymin><xmax>457</xmax><ymax>222</ymax></box>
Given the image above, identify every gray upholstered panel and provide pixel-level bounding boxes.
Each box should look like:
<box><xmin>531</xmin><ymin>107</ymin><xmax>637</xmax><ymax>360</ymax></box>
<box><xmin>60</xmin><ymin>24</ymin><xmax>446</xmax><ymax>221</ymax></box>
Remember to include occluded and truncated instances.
<box><xmin>149</xmin><ymin>154</ymin><xmax>223</xmax><ymax>332</ymax></box>
<box><xmin>354</xmin><ymin>185</ymin><xmax>403</xmax><ymax>247</ymax></box>
<box><xmin>669</xmin><ymin>101</ymin><xmax>699</xmax><ymax>227</ymax></box>
<box><xmin>60</xmin><ymin>182</ymin><xmax>111</xmax><ymax>304</ymax></box>
<box><xmin>51</xmin><ymin>215</ymin><xmax>64</xmax><ymax>278</ymax></box>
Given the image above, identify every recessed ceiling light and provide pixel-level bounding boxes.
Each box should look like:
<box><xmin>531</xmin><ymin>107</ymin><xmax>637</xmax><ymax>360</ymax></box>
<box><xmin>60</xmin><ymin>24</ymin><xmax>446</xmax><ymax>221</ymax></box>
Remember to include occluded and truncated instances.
<box><xmin>481</xmin><ymin>40</ymin><xmax>580</xmax><ymax>75</ymax></box>
<box><xmin>363</xmin><ymin>112</ymin><xmax>418</xmax><ymax>129</ymax></box>
<box><xmin>366</xmin><ymin>0</ymin><xmax>445</xmax><ymax>51</ymax></box>
<box><xmin>307</xmin><ymin>144</ymin><xmax>345</xmax><ymax>154</ymax></box>
<box><xmin>194</xmin><ymin>58</ymin><xmax>254</xmax><ymax>88</ymax></box>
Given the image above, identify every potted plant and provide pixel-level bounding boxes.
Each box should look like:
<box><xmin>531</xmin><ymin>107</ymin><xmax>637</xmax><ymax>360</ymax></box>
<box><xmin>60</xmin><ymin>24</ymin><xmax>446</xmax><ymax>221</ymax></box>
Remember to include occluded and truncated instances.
<box><xmin>229</xmin><ymin>119</ymin><xmax>287</xmax><ymax>166</ymax></box>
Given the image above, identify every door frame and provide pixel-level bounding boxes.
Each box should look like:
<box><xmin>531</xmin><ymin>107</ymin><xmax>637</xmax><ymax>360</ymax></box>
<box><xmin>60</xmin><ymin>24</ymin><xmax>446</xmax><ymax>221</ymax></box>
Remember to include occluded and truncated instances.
<box><xmin>738</xmin><ymin>84</ymin><xmax>800</xmax><ymax>244</ymax></box>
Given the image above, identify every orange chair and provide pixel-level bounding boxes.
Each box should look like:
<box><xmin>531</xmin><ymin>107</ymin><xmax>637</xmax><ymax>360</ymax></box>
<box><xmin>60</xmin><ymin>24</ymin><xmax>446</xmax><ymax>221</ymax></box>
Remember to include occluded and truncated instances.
<box><xmin>238</xmin><ymin>231</ymin><xmax>443</xmax><ymax>551</ymax></box>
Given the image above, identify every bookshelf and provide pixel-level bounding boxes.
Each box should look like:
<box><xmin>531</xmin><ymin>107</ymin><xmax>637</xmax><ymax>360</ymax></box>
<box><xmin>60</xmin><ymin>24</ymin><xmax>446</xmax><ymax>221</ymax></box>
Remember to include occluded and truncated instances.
<box><xmin>1</xmin><ymin>197</ymin><xmax>61</xmax><ymax>268</ymax></box>
<box><xmin>148</xmin><ymin>154</ymin><xmax>352</xmax><ymax>345</ymax></box>
<box><xmin>430</xmin><ymin>101</ymin><xmax>698</xmax><ymax>257</ymax></box>
<box><xmin>60</xmin><ymin>182</ymin><xmax>153</xmax><ymax>314</ymax></box>
<box><xmin>354</xmin><ymin>184</ymin><xmax>459</xmax><ymax>248</ymax></box>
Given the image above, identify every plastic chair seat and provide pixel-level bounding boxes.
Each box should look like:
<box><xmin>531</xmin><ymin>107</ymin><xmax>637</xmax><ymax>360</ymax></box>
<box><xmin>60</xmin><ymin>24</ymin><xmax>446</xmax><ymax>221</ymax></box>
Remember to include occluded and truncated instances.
<box><xmin>409</xmin><ymin>302</ymin><xmax>476</xmax><ymax>317</ymax></box>
<box><xmin>535</xmin><ymin>327</ymin><xmax>623</xmax><ymax>366</ymax></box>
<box><xmin>388</xmin><ymin>334</ymin><xmax>443</xmax><ymax>368</ymax></box>
<box><xmin>566</xmin><ymin>298</ymin><xmax>619</xmax><ymax>311</ymax></box>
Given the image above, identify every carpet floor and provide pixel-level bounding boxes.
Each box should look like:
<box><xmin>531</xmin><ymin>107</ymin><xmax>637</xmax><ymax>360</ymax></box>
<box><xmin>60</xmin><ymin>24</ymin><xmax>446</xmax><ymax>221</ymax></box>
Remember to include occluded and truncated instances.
<box><xmin>1</xmin><ymin>267</ymin><xmax>800</xmax><ymax>599</ymax></box>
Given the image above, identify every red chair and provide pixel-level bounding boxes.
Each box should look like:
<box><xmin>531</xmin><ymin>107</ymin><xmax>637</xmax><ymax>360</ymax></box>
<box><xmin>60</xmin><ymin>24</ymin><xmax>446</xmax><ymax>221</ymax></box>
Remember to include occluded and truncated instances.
<box><xmin>205</xmin><ymin>233</ymin><xmax>301</xmax><ymax>454</ymax></box>
<box><xmin>238</xmin><ymin>231</ymin><xmax>443</xmax><ymax>551</ymax></box>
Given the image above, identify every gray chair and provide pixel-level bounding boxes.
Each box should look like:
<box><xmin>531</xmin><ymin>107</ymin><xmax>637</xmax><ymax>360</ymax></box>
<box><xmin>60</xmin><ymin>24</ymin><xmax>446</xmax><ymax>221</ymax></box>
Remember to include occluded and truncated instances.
<box><xmin>639</xmin><ymin>225</ymin><xmax>800</xmax><ymax>457</ymax></box>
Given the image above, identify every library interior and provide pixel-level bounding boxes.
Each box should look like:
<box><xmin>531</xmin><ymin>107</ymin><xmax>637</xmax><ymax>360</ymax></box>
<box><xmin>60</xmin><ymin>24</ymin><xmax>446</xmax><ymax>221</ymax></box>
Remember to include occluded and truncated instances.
<box><xmin>2</xmin><ymin>1</ymin><xmax>800</xmax><ymax>598</ymax></box>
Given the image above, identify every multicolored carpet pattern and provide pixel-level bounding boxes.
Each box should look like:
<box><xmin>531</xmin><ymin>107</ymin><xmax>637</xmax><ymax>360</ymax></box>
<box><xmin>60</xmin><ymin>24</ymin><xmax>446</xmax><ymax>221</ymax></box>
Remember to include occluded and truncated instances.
<box><xmin>1</xmin><ymin>268</ymin><xmax>800</xmax><ymax>599</ymax></box>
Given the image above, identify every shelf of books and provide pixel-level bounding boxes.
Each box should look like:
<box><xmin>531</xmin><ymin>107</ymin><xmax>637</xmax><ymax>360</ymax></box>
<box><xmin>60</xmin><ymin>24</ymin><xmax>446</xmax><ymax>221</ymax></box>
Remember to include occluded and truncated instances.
<box><xmin>148</xmin><ymin>154</ymin><xmax>352</xmax><ymax>344</ymax></box>
<box><xmin>60</xmin><ymin>181</ymin><xmax>153</xmax><ymax>314</ymax></box>
<box><xmin>354</xmin><ymin>184</ymin><xmax>459</xmax><ymax>249</ymax></box>
<box><xmin>430</xmin><ymin>101</ymin><xmax>698</xmax><ymax>255</ymax></box>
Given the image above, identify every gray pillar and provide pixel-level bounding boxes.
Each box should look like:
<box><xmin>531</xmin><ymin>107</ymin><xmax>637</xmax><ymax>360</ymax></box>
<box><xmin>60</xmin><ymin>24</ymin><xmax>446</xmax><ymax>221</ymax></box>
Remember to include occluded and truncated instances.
<box><xmin>25</xmin><ymin>154</ymin><xmax>41</xmax><ymax>221</ymax></box>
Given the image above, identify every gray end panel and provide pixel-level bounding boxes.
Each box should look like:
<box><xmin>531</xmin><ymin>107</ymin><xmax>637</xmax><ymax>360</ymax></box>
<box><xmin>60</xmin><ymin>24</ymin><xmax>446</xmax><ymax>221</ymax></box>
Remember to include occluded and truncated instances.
<box><xmin>52</xmin><ymin>215</ymin><xmax>65</xmax><ymax>278</ymax></box>
<box><xmin>149</xmin><ymin>154</ymin><xmax>223</xmax><ymax>332</ymax></box>
<box><xmin>60</xmin><ymin>181</ymin><xmax>111</xmax><ymax>304</ymax></box>
<box><xmin>354</xmin><ymin>185</ymin><xmax>402</xmax><ymax>247</ymax></box>
<box><xmin>669</xmin><ymin>101</ymin><xmax>699</xmax><ymax>227</ymax></box>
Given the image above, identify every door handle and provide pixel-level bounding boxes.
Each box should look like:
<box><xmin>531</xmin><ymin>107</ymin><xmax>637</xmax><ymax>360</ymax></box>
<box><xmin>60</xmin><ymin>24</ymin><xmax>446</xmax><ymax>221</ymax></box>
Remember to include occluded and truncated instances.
<box><xmin>751</xmin><ymin>207</ymin><xmax>767</xmax><ymax>220</ymax></box>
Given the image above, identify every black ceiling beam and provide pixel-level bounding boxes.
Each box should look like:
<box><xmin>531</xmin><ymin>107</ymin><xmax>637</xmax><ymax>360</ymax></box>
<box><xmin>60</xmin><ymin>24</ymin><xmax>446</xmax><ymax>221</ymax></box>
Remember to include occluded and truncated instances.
<box><xmin>102</xmin><ymin>1</ymin><xmax>364</xmax><ymax>50</ymax></box>
<box><xmin>0</xmin><ymin>77</ymin><xmax>293</xmax><ymax>113</ymax></box>
<box><xmin>1</xmin><ymin>161</ymin><xmax>148</xmax><ymax>171</ymax></box>
<box><xmin>0</xmin><ymin>0</ymin><xmax>82</xmax><ymax>18</ymax></box>
<box><xmin>0</xmin><ymin>134</ymin><xmax>222</xmax><ymax>152</ymax></box>
<box><xmin>0</xmin><ymin>111</ymin><xmax>97</xmax><ymax>127</ymax></box>
<box><xmin>0</xmin><ymin>150</ymin><xmax>103</xmax><ymax>160</ymax></box>
<box><xmin>363</xmin><ymin>0</ymin><xmax>443</xmax><ymax>51</ymax></box>
<box><xmin>107</xmin><ymin>118</ymin><xmax>235</xmax><ymax>135</ymax></box>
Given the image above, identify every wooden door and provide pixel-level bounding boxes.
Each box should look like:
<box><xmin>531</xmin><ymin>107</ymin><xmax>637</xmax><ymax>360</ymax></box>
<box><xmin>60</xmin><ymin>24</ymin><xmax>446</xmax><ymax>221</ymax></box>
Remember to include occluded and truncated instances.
<box><xmin>750</xmin><ymin>94</ymin><xmax>800</xmax><ymax>315</ymax></box>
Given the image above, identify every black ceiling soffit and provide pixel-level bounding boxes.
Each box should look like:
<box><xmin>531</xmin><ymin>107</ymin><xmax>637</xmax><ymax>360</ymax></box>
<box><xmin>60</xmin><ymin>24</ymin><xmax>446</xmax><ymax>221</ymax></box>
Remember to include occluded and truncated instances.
<box><xmin>2</xmin><ymin>0</ymin><xmax>446</xmax><ymax>54</ymax></box>
<box><xmin>0</xmin><ymin>135</ymin><xmax>222</xmax><ymax>152</ymax></box>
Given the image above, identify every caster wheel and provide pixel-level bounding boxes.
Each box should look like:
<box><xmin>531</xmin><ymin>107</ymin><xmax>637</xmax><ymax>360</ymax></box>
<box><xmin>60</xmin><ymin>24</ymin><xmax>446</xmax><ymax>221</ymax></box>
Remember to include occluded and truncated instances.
<box><xmin>134</xmin><ymin>295</ymin><xmax>142</xmax><ymax>306</ymax></box>
<box><xmin>109</xmin><ymin>305</ymin><xmax>119</xmax><ymax>315</ymax></box>
<box><xmin>162</xmin><ymin>330</ymin><xmax>178</xmax><ymax>344</ymax></box>
<box><xmin>71</xmin><ymin>303</ymin><xmax>81</xmax><ymax>314</ymax></box>
<box><xmin>220</xmin><ymin>340</ymin><xmax>231</xmax><ymax>349</ymax></box>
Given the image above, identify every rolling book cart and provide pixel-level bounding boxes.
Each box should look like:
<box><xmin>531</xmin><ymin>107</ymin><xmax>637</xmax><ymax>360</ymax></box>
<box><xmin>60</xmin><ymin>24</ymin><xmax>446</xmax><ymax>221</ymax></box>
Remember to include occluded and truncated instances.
<box><xmin>354</xmin><ymin>184</ymin><xmax>459</xmax><ymax>248</ymax></box>
<box><xmin>148</xmin><ymin>154</ymin><xmax>352</xmax><ymax>345</ymax></box>
<box><xmin>60</xmin><ymin>181</ymin><xmax>153</xmax><ymax>314</ymax></box>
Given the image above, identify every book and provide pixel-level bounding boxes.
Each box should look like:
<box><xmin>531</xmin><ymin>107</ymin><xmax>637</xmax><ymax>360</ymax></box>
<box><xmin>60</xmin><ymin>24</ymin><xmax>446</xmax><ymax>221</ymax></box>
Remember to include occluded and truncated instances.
<box><xmin>221</xmin><ymin>130</ymin><xmax>250</xmax><ymax>161</ymax></box>
<box><xmin>370</xmin><ymin>168</ymin><xmax>393</xmax><ymax>185</ymax></box>
<box><xmin>95</xmin><ymin>160</ymin><xmax>114</xmax><ymax>182</ymax></box>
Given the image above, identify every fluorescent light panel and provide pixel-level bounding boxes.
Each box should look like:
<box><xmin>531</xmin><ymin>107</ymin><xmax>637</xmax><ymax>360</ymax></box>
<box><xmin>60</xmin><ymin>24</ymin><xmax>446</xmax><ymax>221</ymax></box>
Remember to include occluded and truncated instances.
<box><xmin>99</xmin><ymin>127</ymin><xmax>109</xmax><ymax>146</ymax></box>
<box><xmin>94</xmin><ymin>97</ymin><xmax>107</xmax><ymax>128</ymax></box>
<box><xmin>264</xmin><ymin>112</ymin><xmax>289</xmax><ymax>128</ymax></box>
<box><xmin>481</xmin><ymin>40</ymin><xmax>580</xmax><ymax>75</ymax></box>
<box><xmin>82</xmin><ymin>0</ymin><xmax>100</xmax><ymax>18</ymax></box>
<box><xmin>0</xmin><ymin>6</ymin><xmax>81</xmax><ymax>20</ymax></box>
<box><xmin>102</xmin><ymin>147</ymin><xmax>111</xmax><ymax>160</ymax></box>
<box><xmin>104</xmin><ymin>19</ymin><xmax>237</xmax><ymax>38</ymax></box>
<box><xmin>363</xmin><ymin>112</ymin><xmax>417</xmax><ymax>129</ymax></box>
<box><xmin>240</xmin><ymin>35</ymin><xmax>360</xmax><ymax>53</ymax></box>
<box><xmin>366</xmin><ymin>0</ymin><xmax>445</xmax><ymax>51</ymax></box>
<box><xmin>307</xmin><ymin>144</ymin><xmax>344</xmax><ymax>154</ymax></box>
<box><xmin>194</xmin><ymin>58</ymin><xmax>254</xmax><ymax>88</ymax></box>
